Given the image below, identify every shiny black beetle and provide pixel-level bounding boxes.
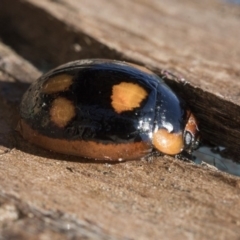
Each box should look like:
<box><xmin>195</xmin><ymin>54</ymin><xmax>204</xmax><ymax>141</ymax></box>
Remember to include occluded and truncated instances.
<box><xmin>18</xmin><ymin>59</ymin><xmax>199</xmax><ymax>160</ymax></box>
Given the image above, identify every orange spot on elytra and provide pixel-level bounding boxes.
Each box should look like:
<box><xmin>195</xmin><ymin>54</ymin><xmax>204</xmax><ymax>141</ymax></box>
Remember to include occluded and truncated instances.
<box><xmin>152</xmin><ymin>129</ymin><xmax>184</xmax><ymax>155</ymax></box>
<box><xmin>50</xmin><ymin>97</ymin><xmax>75</xmax><ymax>128</ymax></box>
<box><xmin>43</xmin><ymin>74</ymin><xmax>72</xmax><ymax>94</ymax></box>
<box><xmin>111</xmin><ymin>82</ymin><xmax>147</xmax><ymax>113</ymax></box>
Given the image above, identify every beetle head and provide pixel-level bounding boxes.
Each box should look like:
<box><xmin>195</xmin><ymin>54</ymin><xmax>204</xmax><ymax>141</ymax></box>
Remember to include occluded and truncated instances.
<box><xmin>183</xmin><ymin>111</ymin><xmax>200</xmax><ymax>153</ymax></box>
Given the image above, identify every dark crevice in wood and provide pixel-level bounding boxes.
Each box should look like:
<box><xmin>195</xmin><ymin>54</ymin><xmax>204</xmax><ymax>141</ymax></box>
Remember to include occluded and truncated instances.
<box><xmin>0</xmin><ymin>0</ymin><xmax>123</xmax><ymax>71</ymax></box>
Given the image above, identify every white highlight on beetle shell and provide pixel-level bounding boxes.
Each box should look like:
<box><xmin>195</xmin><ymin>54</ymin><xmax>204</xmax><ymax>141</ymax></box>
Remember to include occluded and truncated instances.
<box><xmin>162</xmin><ymin>121</ymin><xmax>174</xmax><ymax>133</ymax></box>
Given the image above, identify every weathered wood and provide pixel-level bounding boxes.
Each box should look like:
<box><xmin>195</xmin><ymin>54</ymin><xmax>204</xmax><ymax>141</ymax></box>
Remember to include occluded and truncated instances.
<box><xmin>1</xmin><ymin>0</ymin><xmax>240</xmax><ymax>239</ymax></box>
<box><xmin>0</xmin><ymin>0</ymin><xmax>240</xmax><ymax>156</ymax></box>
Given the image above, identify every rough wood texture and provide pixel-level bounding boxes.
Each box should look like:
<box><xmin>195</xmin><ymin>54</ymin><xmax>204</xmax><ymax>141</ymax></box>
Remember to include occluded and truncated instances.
<box><xmin>0</xmin><ymin>0</ymin><xmax>240</xmax><ymax>239</ymax></box>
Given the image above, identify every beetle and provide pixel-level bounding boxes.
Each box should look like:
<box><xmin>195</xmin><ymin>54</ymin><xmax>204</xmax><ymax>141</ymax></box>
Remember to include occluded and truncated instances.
<box><xmin>18</xmin><ymin>59</ymin><xmax>199</xmax><ymax>161</ymax></box>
